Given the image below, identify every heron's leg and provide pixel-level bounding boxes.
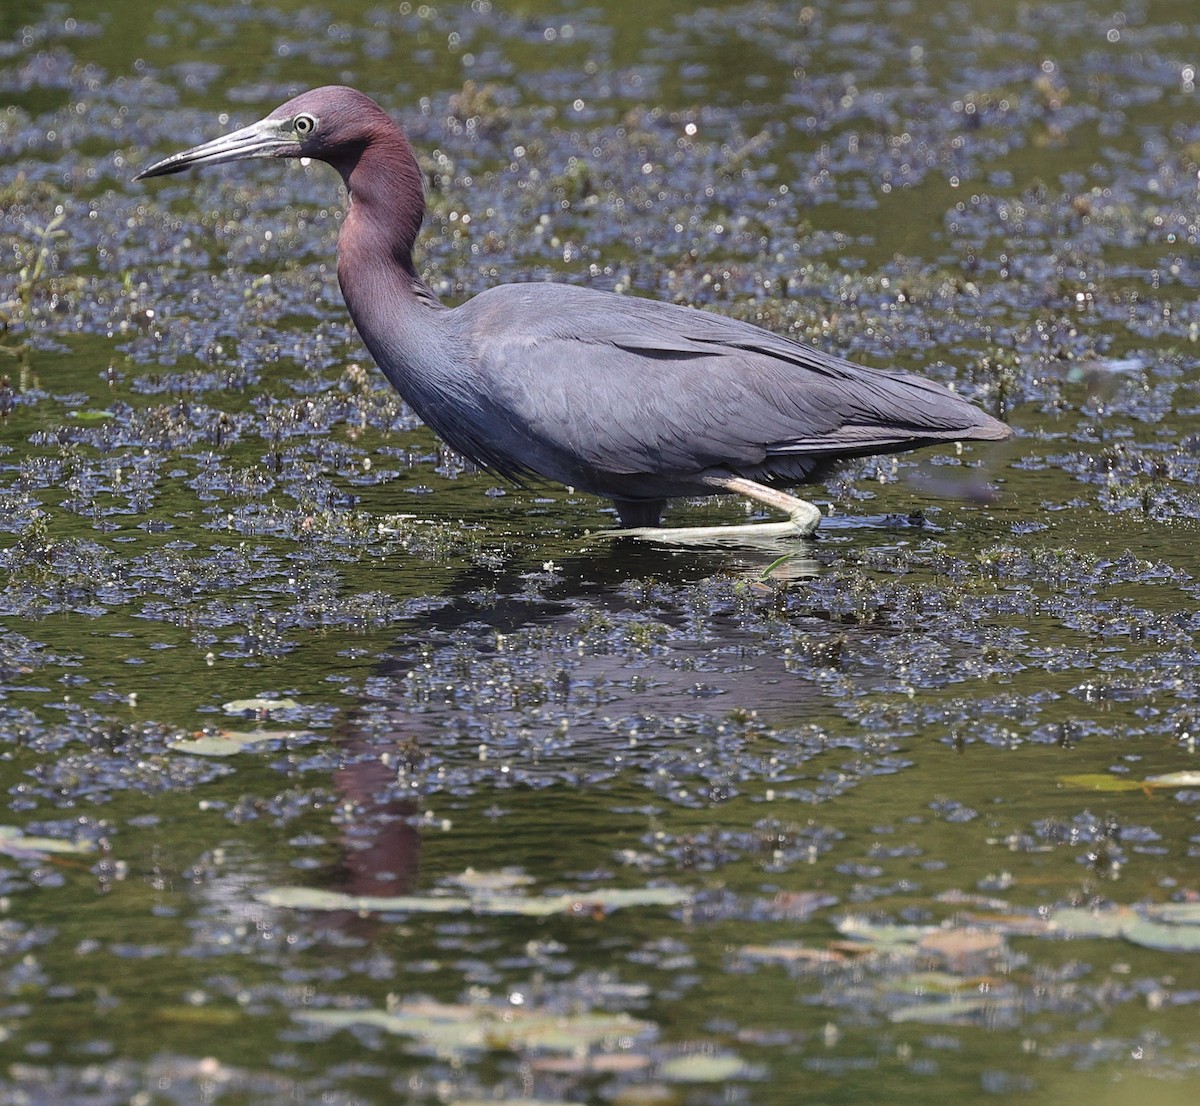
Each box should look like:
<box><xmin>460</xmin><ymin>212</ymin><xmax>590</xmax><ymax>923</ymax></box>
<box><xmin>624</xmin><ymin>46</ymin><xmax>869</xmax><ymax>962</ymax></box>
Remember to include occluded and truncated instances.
<box><xmin>612</xmin><ymin>497</ymin><xmax>667</xmax><ymax>528</ymax></box>
<box><xmin>700</xmin><ymin>474</ymin><xmax>822</xmax><ymax>536</ymax></box>
<box><xmin>597</xmin><ymin>475</ymin><xmax>820</xmax><ymax>545</ymax></box>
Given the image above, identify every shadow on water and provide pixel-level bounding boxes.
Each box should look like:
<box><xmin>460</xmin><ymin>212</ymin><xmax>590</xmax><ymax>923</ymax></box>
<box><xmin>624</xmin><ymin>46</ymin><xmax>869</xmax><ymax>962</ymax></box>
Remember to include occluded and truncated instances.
<box><xmin>5</xmin><ymin>0</ymin><xmax>1200</xmax><ymax>1102</ymax></box>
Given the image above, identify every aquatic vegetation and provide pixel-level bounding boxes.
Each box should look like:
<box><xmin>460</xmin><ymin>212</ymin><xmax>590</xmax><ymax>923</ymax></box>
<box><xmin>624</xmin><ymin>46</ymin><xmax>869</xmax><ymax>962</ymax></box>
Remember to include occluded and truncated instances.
<box><xmin>1</xmin><ymin>1</ymin><xmax>1199</xmax><ymax>1104</ymax></box>
<box><xmin>0</xmin><ymin>207</ymin><xmax>83</xmax><ymax>358</ymax></box>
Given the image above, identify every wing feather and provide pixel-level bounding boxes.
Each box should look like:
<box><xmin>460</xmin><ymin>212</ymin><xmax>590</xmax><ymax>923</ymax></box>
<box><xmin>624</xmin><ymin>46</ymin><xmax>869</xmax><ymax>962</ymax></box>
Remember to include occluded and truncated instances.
<box><xmin>447</xmin><ymin>283</ymin><xmax>1007</xmax><ymax>483</ymax></box>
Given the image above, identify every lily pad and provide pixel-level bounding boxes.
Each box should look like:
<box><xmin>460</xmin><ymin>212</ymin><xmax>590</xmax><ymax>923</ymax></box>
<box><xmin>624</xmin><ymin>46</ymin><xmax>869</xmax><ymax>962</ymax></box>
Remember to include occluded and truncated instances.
<box><xmin>1147</xmin><ymin>903</ymin><xmax>1200</xmax><ymax>925</ymax></box>
<box><xmin>737</xmin><ymin>943</ymin><xmax>846</xmax><ymax>968</ymax></box>
<box><xmin>221</xmin><ymin>697</ymin><xmax>301</xmax><ymax>714</ymax></box>
<box><xmin>889</xmin><ymin>994</ymin><xmax>997</xmax><ymax>1024</ymax></box>
<box><xmin>917</xmin><ymin>928</ymin><xmax>1006</xmax><ymax>967</ymax></box>
<box><xmin>1050</xmin><ymin>904</ymin><xmax>1200</xmax><ymax>951</ymax></box>
<box><xmin>887</xmin><ymin>970</ymin><xmax>979</xmax><ymax>996</ymax></box>
<box><xmin>169</xmin><ymin>729</ymin><xmax>302</xmax><ymax>756</ymax></box>
<box><xmin>1119</xmin><ymin>916</ymin><xmax>1200</xmax><ymax>953</ymax></box>
<box><xmin>835</xmin><ymin>916</ymin><xmax>929</xmax><ymax>949</ymax></box>
<box><xmin>531</xmin><ymin>1053</ymin><xmax>652</xmax><ymax>1074</ymax></box>
<box><xmin>1047</xmin><ymin>906</ymin><xmax>1134</xmax><ymax>939</ymax></box>
<box><xmin>0</xmin><ymin>825</ymin><xmax>95</xmax><ymax>858</ymax></box>
<box><xmin>297</xmin><ymin>999</ymin><xmax>652</xmax><ymax>1058</ymax></box>
<box><xmin>658</xmin><ymin>1052</ymin><xmax>749</xmax><ymax>1082</ymax></box>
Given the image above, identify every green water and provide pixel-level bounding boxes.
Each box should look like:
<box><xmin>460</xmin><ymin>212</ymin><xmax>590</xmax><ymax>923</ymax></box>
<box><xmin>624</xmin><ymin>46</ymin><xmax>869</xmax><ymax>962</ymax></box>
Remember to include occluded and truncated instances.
<box><xmin>2</xmin><ymin>0</ymin><xmax>1199</xmax><ymax>1103</ymax></box>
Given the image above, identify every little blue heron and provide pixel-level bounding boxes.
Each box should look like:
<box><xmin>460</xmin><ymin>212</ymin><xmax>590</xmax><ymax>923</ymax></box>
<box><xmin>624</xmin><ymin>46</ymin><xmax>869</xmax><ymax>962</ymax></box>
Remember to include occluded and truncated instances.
<box><xmin>135</xmin><ymin>86</ymin><xmax>1011</xmax><ymax>536</ymax></box>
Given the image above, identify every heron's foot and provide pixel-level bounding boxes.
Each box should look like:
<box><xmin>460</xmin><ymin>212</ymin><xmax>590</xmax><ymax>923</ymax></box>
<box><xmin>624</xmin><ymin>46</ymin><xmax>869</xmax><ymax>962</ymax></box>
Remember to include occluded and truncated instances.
<box><xmin>786</xmin><ymin>497</ymin><xmax>822</xmax><ymax>537</ymax></box>
<box><xmin>608</xmin><ymin>512</ymin><xmax>819</xmax><ymax>546</ymax></box>
<box><xmin>696</xmin><ymin>473</ymin><xmax>823</xmax><ymax>538</ymax></box>
<box><xmin>596</xmin><ymin>487</ymin><xmax>823</xmax><ymax>546</ymax></box>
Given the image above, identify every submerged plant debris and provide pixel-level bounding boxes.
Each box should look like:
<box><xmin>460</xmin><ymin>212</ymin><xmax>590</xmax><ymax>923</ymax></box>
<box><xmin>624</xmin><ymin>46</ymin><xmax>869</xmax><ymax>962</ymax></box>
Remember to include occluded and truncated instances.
<box><xmin>2</xmin><ymin>0</ymin><xmax>1200</xmax><ymax>1104</ymax></box>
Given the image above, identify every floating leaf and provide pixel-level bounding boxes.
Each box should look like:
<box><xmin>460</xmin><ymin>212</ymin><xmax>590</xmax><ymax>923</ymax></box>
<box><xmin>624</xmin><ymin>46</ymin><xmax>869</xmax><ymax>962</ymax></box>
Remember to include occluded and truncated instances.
<box><xmin>1143</xmin><ymin>771</ymin><xmax>1200</xmax><ymax>787</ymax></box>
<box><xmin>917</xmin><ymin>928</ymin><xmax>1006</xmax><ymax>968</ymax></box>
<box><xmin>298</xmin><ymin>999</ymin><xmax>651</xmax><ymax>1058</ymax></box>
<box><xmin>886</xmin><ymin>970</ymin><xmax>978</xmax><ymax>996</ymax></box>
<box><xmin>1148</xmin><ymin>903</ymin><xmax>1200</xmax><ymax>925</ymax></box>
<box><xmin>738</xmin><ymin>943</ymin><xmax>846</xmax><ymax>968</ymax></box>
<box><xmin>169</xmin><ymin>729</ymin><xmax>302</xmax><ymax>756</ymax></box>
<box><xmin>568</xmin><ymin>887</ymin><xmax>691</xmax><ymax>911</ymax></box>
<box><xmin>1057</xmin><ymin>773</ymin><xmax>1145</xmax><ymax>792</ymax></box>
<box><xmin>445</xmin><ymin>867</ymin><xmax>536</xmax><ymax>892</ymax></box>
<box><xmin>531</xmin><ymin>1053</ymin><xmax>652</xmax><ymax>1074</ymax></box>
<box><xmin>889</xmin><ymin>994</ymin><xmax>997</xmax><ymax>1024</ymax></box>
<box><xmin>222</xmin><ymin>697</ymin><xmax>301</xmax><ymax>714</ymax></box>
<box><xmin>258</xmin><ymin>883</ymin><xmax>690</xmax><ymax>918</ymax></box>
<box><xmin>960</xmin><ymin>912</ymin><xmax>1052</xmax><ymax>937</ymax></box>
<box><xmin>1119</xmin><ymin>916</ymin><xmax>1200</xmax><ymax>953</ymax></box>
<box><xmin>1059</xmin><ymin>771</ymin><xmax>1200</xmax><ymax>792</ymax></box>
<box><xmin>659</xmin><ymin>1052</ymin><xmax>748</xmax><ymax>1082</ymax></box>
<box><xmin>835</xmin><ymin>916</ymin><xmax>929</xmax><ymax>949</ymax></box>
<box><xmin>1048</xmin><ymin>906</ymin><xmax>1134</xmax><ymax>939</ymax></box>
<box><xmin>0</xmin><ymin>825</ymin><xmax>95</xmax><ymax>858</ymax></box>
<box><xmin>1049</xmin><ymin>904</ymin><xmax>1200</xmax><ymax>951</ymax></box>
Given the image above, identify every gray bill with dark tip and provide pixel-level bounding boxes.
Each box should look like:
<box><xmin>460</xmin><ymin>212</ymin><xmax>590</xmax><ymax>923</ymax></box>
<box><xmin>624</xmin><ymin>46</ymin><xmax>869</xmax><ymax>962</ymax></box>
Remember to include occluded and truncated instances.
<box><xmin>134</xmin><ymin>117</ymin><xmax>295</xmax><ymax>179</ymax></box>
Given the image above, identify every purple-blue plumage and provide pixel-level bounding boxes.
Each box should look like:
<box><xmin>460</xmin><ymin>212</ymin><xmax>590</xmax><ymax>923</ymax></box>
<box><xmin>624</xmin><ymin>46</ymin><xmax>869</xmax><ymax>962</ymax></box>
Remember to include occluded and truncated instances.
<box><xmin>136</xmin><ymin>86</ymin><xmax>1010</xmax><ymax>529</ymax></box>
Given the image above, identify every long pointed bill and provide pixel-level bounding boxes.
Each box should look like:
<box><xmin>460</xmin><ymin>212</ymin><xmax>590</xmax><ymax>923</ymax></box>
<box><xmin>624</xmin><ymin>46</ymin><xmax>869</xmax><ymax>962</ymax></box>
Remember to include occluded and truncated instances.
<box><xmin>134</xmin><ymin>116</ymin><xmax>299</xmax><ymax>179</ymax></box>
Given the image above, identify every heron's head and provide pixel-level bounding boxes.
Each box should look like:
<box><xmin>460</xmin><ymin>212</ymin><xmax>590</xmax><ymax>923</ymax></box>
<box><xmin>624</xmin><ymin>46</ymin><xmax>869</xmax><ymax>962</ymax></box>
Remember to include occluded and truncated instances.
<box><xmin>134</xmin><ymin>86</ymin><xmax>393</xmax><ymax>180</ymax></box>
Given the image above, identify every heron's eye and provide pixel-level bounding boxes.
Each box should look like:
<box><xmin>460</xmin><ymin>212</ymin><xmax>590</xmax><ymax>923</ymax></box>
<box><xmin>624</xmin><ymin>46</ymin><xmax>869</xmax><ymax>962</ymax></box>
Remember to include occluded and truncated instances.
<box><xmin>293</xmin><ymin>113</ymin><xmax>317</xmax><ymax>136</ymax></box>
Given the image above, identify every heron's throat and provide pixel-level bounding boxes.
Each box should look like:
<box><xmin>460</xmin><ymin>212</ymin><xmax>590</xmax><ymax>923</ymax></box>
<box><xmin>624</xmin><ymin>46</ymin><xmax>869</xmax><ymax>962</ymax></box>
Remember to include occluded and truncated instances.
<box><xmin>339</xmin><ymin>131</ymin><xmax>426</xmax><ymax>274</ymax></box>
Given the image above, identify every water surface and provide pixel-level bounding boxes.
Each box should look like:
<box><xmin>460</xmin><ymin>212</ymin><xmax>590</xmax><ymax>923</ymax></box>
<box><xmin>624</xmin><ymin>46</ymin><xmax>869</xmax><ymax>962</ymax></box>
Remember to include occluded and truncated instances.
<box><xmin>2</xmin><ymin>1</ymin><xmax>1200</xmax><ymax>1103</ymax></box>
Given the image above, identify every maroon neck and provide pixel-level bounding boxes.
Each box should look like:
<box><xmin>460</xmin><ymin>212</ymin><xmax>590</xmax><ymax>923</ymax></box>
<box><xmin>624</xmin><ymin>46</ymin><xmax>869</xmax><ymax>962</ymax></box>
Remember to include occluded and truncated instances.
<box><xmin>333</xmin><ymin>125</ymin><xmax>425</xmax><ymax>281</ymax></box>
